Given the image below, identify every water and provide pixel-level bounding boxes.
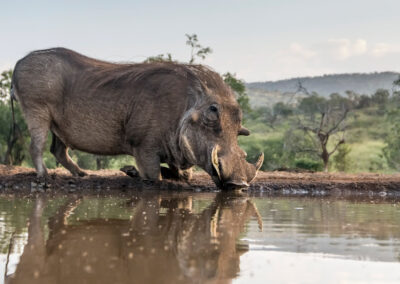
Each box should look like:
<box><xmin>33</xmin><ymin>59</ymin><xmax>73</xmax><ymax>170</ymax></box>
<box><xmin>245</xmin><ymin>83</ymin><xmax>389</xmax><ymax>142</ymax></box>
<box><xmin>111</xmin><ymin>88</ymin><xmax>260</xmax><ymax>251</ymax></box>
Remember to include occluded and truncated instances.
<box><xmin>1</xmin><ymin>191</ymin><xmax>400</xmax><ymax>284</ymax></box>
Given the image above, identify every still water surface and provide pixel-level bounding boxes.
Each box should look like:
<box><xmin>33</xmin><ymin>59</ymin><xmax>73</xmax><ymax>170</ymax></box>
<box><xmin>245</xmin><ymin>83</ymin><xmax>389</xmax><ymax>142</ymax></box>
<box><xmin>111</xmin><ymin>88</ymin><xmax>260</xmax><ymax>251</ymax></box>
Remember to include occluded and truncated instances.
<box><xmin>0</xmin><ymin>191</ymin><xmax>400</xmax><ymax>284</ymax></box>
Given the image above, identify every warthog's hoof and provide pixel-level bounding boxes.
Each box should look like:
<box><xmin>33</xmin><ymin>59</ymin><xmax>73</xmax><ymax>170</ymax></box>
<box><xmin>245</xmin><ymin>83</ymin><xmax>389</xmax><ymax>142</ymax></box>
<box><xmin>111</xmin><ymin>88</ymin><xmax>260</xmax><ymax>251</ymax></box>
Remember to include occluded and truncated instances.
<box><xmin>160</xmin><ymin>166</ymin><xmax>192</xmax><ymax>181</ymax></box>
<box><xmin>120</xmin><ymin>165</ymin><xmax>139</xmax><ymax>178</ymax></box>
<box><xmin>77</xmin><ymin>171</ymin><xmax>87</xmax><ymax>177</ymax></box>
<box><xmin>179</xmin><ymin>169</ymin><xmax>193</xmax><ymax>182</ymax></box>
<box><xmin>71</xmin><ymin>170</ymin><xmax>87</xmax><ymax>177</ymax></box>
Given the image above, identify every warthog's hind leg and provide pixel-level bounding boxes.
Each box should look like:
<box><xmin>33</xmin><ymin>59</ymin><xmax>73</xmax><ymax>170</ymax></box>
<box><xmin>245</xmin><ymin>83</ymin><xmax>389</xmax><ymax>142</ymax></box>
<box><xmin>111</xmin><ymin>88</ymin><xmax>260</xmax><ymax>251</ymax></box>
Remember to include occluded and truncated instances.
<box><xmin>26</xmin><ymin>118</ymin><xmax>49</xmax><ymax>179</ymax></box>
<box><xmin>50</xmin><ymin>132</ymin><xmax>86</xmax><ymax>177</ymax></box>
<box><xmin>120</xmin><ymin>165</ymin><xmax>139</xmax><ymax>177</ymax></box>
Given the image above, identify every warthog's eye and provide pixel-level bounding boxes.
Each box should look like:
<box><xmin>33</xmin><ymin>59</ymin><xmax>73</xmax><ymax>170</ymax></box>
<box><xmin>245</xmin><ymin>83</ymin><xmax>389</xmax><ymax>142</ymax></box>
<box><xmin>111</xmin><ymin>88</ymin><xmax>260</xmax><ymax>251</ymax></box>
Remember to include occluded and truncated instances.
<box><xmin>209</xmin><ymin>105</ymin><xmax>218</xmax><ymax>112</ymax></box>
<box><xmin>203</xmin><ymin>104</ymin><xmax>221</xmax><ymax>133</ymax></box>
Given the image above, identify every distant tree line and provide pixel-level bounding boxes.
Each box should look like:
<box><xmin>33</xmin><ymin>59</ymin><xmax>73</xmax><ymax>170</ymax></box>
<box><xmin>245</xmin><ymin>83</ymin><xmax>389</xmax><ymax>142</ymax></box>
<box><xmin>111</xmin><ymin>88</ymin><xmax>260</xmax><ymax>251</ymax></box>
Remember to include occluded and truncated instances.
<box><xmin>247</xmin><ymin>72</ymin><xmax>399</xmax><ymax>98</ymax></box>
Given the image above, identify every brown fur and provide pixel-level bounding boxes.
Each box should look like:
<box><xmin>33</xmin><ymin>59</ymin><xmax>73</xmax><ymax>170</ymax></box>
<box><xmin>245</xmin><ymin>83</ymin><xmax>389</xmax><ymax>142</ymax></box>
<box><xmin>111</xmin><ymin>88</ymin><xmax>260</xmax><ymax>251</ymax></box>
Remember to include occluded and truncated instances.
<box><xmin>12</xmin><ymin>48</ymin><xmax>259</xmax><ymax>188</ymax></box>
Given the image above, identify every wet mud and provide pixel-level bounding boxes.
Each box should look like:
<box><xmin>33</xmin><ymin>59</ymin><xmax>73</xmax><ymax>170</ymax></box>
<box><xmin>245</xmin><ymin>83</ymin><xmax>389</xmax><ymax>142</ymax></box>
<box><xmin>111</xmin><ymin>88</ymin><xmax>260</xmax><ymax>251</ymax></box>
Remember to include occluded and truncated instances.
<box><xmin>1</xmin><ymin>165</ymin><xmax>400</xmax><ymax>196</ymax></box>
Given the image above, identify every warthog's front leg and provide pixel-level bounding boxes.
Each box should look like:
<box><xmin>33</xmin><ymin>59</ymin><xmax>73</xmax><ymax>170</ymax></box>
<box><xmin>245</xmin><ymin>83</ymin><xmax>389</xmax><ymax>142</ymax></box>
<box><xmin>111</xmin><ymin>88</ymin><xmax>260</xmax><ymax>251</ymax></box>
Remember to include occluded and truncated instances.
<box><xmin>121</xmin><ymin>164</ymin><xmax>192</xmax><ymax>182</ymax></box>
<box><xmin>135</xmin><ymin>150</ymin><xmax>162</xmax><ymax>181</ymax></box>
<box><xmin>50</xmin><ymin>132</ymin><xmax>86</xmax><ymax>177</ymax></box>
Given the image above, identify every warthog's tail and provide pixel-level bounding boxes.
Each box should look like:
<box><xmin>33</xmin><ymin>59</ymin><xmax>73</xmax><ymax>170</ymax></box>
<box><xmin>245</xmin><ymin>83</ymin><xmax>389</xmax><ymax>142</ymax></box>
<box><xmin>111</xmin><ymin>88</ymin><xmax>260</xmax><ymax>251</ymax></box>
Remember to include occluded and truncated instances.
<box><xmin>4</xmin><ymin>81</ymin><xmax>19</xmax><ymax>165</ymax></box>
<box><xmin>10</xmin><ymin>84</ymin><xmax>16</xmax><ymax>101</ymax></box>
<box><xmin>10</xmin><ymin>79</ymin><xmax>17</xmax><ymax>138</ymax></box>
<box><xmin>10</xmin><ymin>87</ymin><xmax>16</xmax><ymax>135</ymax></box>
<box><xmin>10</xmin><ymin>67</ymin><xmax>19</xmax><ymax>144</ymax></box>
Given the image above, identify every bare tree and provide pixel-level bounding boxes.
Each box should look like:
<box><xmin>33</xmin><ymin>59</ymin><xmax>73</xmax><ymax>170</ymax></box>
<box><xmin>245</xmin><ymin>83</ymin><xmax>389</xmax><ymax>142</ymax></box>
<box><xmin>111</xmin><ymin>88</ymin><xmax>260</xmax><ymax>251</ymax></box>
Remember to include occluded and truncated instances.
<box><xmin>295</xmin><ymin>93</ymin><xmax>350</xmax><ymax>172</ymax></box>
<box><xmin>263</xmin><ymin>81</ymin><xmax>308</xmax><ymax>129</ymax></box>
<box><xmin>295</xmin><ymin>80</ymin><xmax>311</xmax><ymax>96</ymax></box>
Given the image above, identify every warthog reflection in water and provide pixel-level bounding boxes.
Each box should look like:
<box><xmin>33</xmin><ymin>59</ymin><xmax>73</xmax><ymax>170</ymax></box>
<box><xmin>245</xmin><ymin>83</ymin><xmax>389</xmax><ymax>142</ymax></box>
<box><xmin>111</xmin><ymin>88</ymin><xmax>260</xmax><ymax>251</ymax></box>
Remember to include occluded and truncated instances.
<box><xmin>7</xmin><ymin>193</ymin><xmax>262</xmax><ymax>284</ymax></box>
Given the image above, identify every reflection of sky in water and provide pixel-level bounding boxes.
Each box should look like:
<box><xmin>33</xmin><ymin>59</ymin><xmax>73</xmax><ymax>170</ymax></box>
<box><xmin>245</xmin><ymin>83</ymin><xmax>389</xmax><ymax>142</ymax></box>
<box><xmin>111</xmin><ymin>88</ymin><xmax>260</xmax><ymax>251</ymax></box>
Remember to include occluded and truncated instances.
<box><xmin>0</xmin><ymin>194</ymin><xmax>400</xmax><ymax>284</ymax></box>
<box><xmin>1</xmin><ymin>254</ymin><xmax>22</xmax><ymax>283</ymax></box>
<box><xmin>243</xmin><ymin>197</ymin><xmax>400</xmax><ymax>263</ymax></box>
<box><xmin>236</xmin><ymin>251</ymin><xmax>400</xmax><ymax>284</ymax></box>
<box><xmin>0</xmin><ymin>231</ymin><xmax>28</xmax><ymax>283</ymax></box>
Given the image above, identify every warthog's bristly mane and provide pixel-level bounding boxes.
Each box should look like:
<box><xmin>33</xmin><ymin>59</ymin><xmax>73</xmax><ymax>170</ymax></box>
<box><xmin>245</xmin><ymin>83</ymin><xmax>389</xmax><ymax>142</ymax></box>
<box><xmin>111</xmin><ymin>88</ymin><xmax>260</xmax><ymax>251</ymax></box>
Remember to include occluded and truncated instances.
<box><xmin>88</xmin><ymin>63</ymin><xmax>232</xmax><ymax>96</ymax></box>
<box><xmin>38</xmin><ymin>47</ymin><xmax>231</xmax><ymax>97</ymax></box>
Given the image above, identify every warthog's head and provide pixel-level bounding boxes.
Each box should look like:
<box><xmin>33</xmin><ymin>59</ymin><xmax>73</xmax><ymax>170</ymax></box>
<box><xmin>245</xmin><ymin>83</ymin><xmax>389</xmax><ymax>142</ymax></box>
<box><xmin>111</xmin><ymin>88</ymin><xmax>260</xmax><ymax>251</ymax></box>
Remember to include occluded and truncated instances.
<box><xmin>179</xmin><ymin>67</ymin><xmax>264</xmax><ymax>190</ymax></box>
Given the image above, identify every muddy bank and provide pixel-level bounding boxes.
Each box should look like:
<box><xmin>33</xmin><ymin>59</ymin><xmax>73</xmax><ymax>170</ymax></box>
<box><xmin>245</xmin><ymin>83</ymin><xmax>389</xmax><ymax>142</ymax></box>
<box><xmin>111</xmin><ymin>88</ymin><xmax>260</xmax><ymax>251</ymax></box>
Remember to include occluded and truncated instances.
<box><xmin>1</xmin><ymin>165</ymin><xmax>400</xmax><ymax>196</ymax></box>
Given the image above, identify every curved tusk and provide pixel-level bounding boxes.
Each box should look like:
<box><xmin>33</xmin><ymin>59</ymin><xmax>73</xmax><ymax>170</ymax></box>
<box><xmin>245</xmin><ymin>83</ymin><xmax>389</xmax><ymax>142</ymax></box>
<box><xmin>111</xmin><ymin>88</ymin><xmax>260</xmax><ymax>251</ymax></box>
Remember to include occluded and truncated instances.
<box><xmin>210</xmin><ymin>206</ymin><xmax>220</xmax><ymax>240</ymax></box>
<box><xmin>211</xmin><ymin>145</ymin><xmax>221</xmax><ymax>180</ymax></box>
<box><xmin>247</xmin><ymin>200</ymin><xmax>263</xmax><ymax>232</ymax></box>
<box><xmin>238</xmin><ymin>127</ymin><xmax>250</xmax><ymax>136</ymax></box>
<box><xmin>254</xmin><ymin>153</ymin><xmax>264</xmax><ymax>171</ymax></box>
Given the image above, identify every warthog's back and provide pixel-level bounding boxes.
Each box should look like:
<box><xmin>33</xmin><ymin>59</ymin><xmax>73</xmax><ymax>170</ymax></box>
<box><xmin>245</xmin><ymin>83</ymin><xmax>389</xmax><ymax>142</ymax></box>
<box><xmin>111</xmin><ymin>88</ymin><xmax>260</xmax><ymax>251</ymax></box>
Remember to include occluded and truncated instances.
<box><xmin>11</xmin><ymin>48</ymin><xmax>199</xmax><ymax>155</ymax></box>
<box><xmin>13</xmin><ymin>48</ymin><xmax>130</xmax><ymax>154</ymax></box>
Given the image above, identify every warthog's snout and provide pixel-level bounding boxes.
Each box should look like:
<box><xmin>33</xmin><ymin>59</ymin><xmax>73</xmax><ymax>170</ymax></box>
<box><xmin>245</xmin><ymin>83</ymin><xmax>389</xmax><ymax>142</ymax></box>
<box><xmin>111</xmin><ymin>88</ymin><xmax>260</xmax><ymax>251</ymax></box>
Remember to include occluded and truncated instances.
<box><xmin>223</xmin><ymin>180</ymin><xmax>250</xmax><ymax>190</ymax></box>
<box><xmin>211</xmin><ymin>146</ymin><xmax>264</xmax><ymax>190</ymax></box>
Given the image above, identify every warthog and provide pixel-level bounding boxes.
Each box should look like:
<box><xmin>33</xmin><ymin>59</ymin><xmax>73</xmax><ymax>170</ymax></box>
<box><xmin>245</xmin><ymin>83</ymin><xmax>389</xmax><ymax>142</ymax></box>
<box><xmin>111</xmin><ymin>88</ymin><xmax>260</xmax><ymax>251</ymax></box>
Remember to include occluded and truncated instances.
<box><xmin>11</xmin><ymin>48</ymin><xmax>263</xmax><ymax>189</ymax></box>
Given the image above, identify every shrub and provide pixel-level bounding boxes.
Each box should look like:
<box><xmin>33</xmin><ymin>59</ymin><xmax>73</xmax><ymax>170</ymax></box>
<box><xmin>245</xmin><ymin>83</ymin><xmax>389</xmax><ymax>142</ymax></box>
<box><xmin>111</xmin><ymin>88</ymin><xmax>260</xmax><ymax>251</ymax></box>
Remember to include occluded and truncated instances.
<box><xmin>294</xmin><ymin>158</ymin><xmax>323</xmax><ymax>171</ymax></box>
<box><xmin>333</xmin><ymin>144</ymin><xmax>352</xmax><ymax>172</ymax></box>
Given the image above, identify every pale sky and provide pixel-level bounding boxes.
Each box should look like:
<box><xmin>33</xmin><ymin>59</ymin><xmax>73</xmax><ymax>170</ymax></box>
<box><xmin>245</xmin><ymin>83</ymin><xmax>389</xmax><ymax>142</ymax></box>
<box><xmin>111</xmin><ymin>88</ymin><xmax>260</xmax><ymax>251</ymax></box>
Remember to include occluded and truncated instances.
<box><xmin>1</xmin><ymin>0</ymin><xmax>400</xmax><ymax>81</ymax></box>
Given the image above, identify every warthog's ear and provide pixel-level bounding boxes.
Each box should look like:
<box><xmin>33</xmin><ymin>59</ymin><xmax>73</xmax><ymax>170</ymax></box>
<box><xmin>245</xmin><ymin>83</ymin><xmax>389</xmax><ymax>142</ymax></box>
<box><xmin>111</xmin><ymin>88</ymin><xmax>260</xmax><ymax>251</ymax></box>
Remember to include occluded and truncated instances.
<box><xmin>238</xmin><ymin>127</ymin><xmax>250</xmax><ymax>136</ymax></box>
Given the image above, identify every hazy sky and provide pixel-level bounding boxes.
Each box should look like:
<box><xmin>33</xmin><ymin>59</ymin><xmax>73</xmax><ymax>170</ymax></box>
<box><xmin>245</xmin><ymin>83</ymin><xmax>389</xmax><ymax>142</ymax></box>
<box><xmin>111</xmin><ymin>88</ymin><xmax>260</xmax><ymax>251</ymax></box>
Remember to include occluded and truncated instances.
<box><xmin>1</xmin><ymin>0</ymin><xmax>400</xmax><ymax>81</ymax></box>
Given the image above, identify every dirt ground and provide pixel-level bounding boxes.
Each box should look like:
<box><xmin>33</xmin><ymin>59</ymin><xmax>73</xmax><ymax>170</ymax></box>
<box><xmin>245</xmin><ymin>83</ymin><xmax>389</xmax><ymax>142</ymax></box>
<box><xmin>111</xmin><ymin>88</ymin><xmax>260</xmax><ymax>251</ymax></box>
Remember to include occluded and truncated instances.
<box><xmin>2</xmin><ymin>165</ymin><xmax>400</xmax><ymax>195</ymax></box>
